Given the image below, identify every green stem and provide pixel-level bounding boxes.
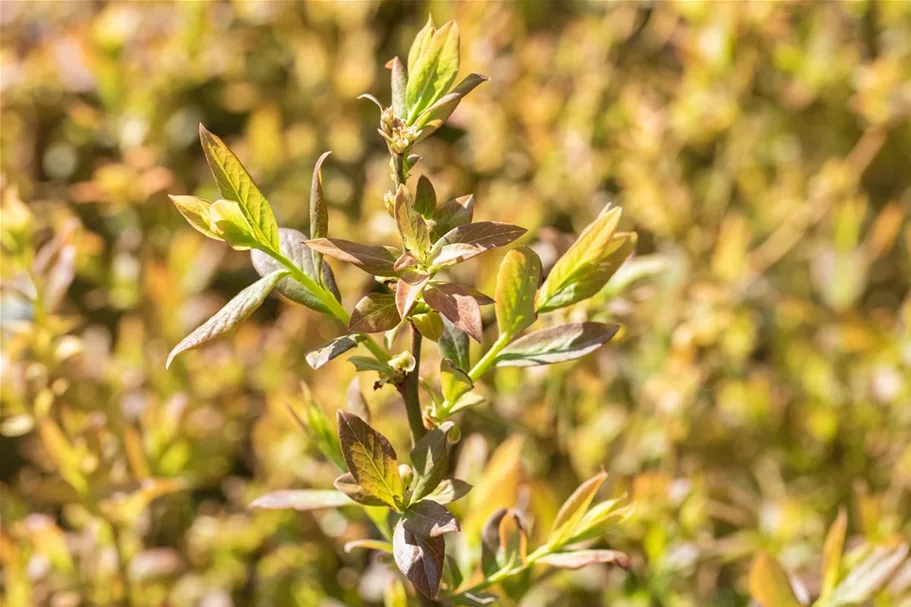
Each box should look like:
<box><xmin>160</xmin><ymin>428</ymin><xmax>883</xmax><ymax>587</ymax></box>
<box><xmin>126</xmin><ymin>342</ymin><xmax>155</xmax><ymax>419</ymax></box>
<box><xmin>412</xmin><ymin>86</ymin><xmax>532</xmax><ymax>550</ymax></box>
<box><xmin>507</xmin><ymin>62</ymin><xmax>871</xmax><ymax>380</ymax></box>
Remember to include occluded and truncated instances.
<box><xmin>439</xmin><ymin>333</ymin><xmax>511</xmax><ymax>417</ymax></box>
<box><xmin>270</xmin><ymin>249</ymin><xmax>390</xmax><ymax>362</ymax></box>
<box><xmin>450</xmin><ymin>546</ymin><xmax>550</xmax><ymax>598</ymax></box>
<box><xmin>398</xmin><ymin>323</ymin><xmax>426</xmax><ymax>443</ymax></box>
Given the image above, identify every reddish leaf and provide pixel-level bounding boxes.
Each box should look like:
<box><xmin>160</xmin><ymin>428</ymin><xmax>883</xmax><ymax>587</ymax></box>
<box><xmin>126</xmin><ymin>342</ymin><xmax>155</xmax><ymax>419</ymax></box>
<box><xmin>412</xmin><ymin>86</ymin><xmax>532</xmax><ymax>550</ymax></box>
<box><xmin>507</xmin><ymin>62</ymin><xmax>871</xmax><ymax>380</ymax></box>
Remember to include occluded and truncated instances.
<box><xmin>393</xmin><ymin>519</ymin><xmax>446</xmax><ymax>600</ymax></box>
<box><xmin>430</xmin><ymin>222</ymin><xmax>526</xmax><ymax>268</ymax></box>
<box><xmin>305</xmin><ymin>238</ymin><xmax>400</xmax><ymax>276</ymax></box>
<box><xmin>537</xmin><ymin>549</ymin><xmax>630</xmax><ymax>570</ymax></box>
<box><xmin>424</xmin><ymin>284</ymin><xmax>485</xmax><ymax>342</ymax></box>
<box><xmin>349</xmin><ymin>293</ymin><xmax>401</xmax><ymax>333</ymax></box>
<box><xmin>402</xmin><ymin>500</ymin><xmax>460</xmax><ymax>538</ymax></box>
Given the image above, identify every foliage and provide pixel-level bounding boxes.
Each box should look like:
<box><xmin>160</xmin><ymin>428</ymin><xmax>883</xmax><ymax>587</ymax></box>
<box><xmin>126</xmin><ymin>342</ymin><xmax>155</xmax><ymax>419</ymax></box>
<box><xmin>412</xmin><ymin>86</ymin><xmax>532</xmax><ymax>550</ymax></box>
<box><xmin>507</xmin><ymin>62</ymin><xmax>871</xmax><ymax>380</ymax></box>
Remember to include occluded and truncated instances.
<box><xmin>2</xmin><ymin>2</ymin><xmax>911</xmax><ymax>606</ymax></box>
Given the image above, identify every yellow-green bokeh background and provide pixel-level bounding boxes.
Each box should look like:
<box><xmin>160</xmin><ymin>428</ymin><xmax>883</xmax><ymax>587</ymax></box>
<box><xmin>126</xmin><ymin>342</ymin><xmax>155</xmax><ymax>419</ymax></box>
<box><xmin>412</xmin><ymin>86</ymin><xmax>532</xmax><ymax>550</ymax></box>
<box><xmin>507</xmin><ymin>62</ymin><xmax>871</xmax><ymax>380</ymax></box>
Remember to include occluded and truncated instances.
<box><xmin>2</xmin><ymin>1</ymin><xmax>910</xmax><ymax>605</ymax></box>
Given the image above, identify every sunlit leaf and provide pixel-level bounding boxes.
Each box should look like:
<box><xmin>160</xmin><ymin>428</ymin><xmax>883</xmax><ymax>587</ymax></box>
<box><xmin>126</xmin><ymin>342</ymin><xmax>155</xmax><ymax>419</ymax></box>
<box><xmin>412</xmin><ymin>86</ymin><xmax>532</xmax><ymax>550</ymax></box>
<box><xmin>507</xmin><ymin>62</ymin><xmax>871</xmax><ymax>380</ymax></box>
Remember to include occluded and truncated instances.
<box><xmin>495</xmin><ymin>247</ymin><xmax>541</xmax><ymax>338</ymax></box>
<box><xmin>429</xmin><ymin>222</ymin><xmax>526</xmax><ymax>268</ymax></box>
<box><xmin>548</xmin><ymin>470</ymin><xmax>607</xmax><ymax>548</ymax></box>
<box><xmin>537</xmin><ymin>550</ymin><xmax>630</xmax><ymax>570</ymax></box>
<box><xmin>166</xmin><ymin>270</ymin><xmax>286</xmax><ymax>368</ymax></box>
<box><xmin>441</xmin><ymin>359</ymin><xmax>472</xmax><ymax>404</ymax></box>
<box><xmin>393</xmin><ymin>519</ymin><xmax>445</xmax><ymax>600</ymax></box>
<box><xmin>345</xmin><ymin>538</ymin><xmax>394</xmax><ymax>554</ymax></box>
<box><xmin>425</xmin><ymin>478</ymin><xmax>473</xmax><ymax>505</ymax></box>
<box><xmin>337</xmin><ymin>411</ymin><xmax>404</xmax><ymax>509</ymax></box>
<box><xmin>410</xmin><ymin>424</ymin><xmax>453</xmax><ymax>501</ymax></box>
<box><xmin>395</xmin><ymin>273</ymin><xmax>429</xmax><ymax>317</ymax></box>
<box><xmin>496</xmin><ymin>322</ymin><xmax>619</xmax><ymax>367</ymax></box>
<box><xmin>305</xmin><ymin>238</ymin><xmax>401</xmax><ymax>276</ymax></box>
<box><xmin>208</xmin><ymin>199</ymin><xmax>259</xmax><ymax>250</ymax></box>
<box><xmin>395</xmin><ymin>185</ymin><xmax>431</xmax><ymax>259</ymax></box>
<box><xmin>309</xmin><ymin>151</ymin><xmax>331</xmax><ymax>276</ymax></box>
<box><xmin>306</xmin><ymin>334</ymin><xmax>365</xmax><ymax>369</ymax></box>
<box><xmin>252</xmin><ymin>228</ymin><xmax>340</xmax><ymax>314</ymax></box>
<box><xmin>414</xmin><ymin>73</ymin><xmax>489</xmax><ymax>140</ymax></box>
<box><xmin>749</xmin><ymin>552</ymin><xmax>801</xmax><ymax>607</ymax></box>
<box><xmin>406</xmin><ymin>20</ymin><xmax>459</xmax><ymax>123</ymax></box>
<box><xmin>349</xmin><ymin>293</ymin><xmax>401</xmax><ymax>333</ymax></box>
<box><xmin>248</xmin><ymin>490</ymin><xmax>353</xmax><ymax>511</ymax></box>
<box><xmin>333</xmin><ymin>472</ymin><xmax>387</xmax><ymax>507</ymax></box>
<box><xmin>168</xmin><ymin>195</ymin><xmax>222</xmax><ymax>241</ymax></box>
<box><xmin>424</xmin><ymin>284</ymin><xmax>486</xmax><ymax>342</ymax></box>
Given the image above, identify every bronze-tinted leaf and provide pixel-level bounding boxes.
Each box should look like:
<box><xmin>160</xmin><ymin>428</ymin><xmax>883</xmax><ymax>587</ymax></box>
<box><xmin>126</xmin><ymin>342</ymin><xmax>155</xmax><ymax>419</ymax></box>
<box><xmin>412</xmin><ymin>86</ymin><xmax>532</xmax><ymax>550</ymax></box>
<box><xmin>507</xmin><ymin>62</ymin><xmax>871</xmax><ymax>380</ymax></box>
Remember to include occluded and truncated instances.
<box><xmin>537</xmin><ymin>549</ymin><xmax>630</xmax><ymax>570</ymax></box>
<box><xmin>333</xmin><ymin>472</ymin><xmax>387</xmax><ymax>507</ymax></box>
<box><xmin>403</xmin><ymin>500</ymin><xmax>460</xmax><ymax>538</ymax></box>
<box><xmin>414</xmin><ymin>73</ymin><xmax>489</xmax><ymax>141</ymax></box>
<box><xmin>305</xmin><ymin>238</ymin><xmax>400</xmax><ymax>276</ymax></box>
<box><xmin>433</xmin><ymin>194</ymin><xmax>474</xmax><ymax>237</ymax></box>
<box><xmin>349</xmin><ymin>293</ymin><xmax>402</xmax><ymax>333</ymax></box>
<box><xmin>430</xmin><ymin>222</ymin><xmax>527</xmax><ymax>268</ymax></box>
<box><xmin>410</xmin><ymin>424</ymin><xmax>453</xmax><ymax>501</ymax></box>
<box><xmin>394</xmin><ymin>185</ymin><xmax>431</xmax><ymax>258</ymax></box>
<box><xmin>496</xmin><ymin>322</ymin><xmax>619</xmax><ymax>367</ymax></box>
<box><xmin>393</xmin><ymin>519</ymin><xmax>446</xmax><ymax>600</ymax></box>
<box><xmin>425</xmin><ymin>478</ymin><xmax>473</xmax><ymax>505</ymax></box>
<box><xmin>306</xmin><ymin>334</ymin><xmax>365</xmax><ymax>369</ymax></box>
<box><xmin>415</xmin><ymin>175</ymin><xmax>437</xmax><ymax>218</ymax></box>
<box><xmin>387</xmin><ymin>57</ymin><xmax>407</xmax><ymax>119</ymax></box>
<box><xmin>481</xmin><ymin>508</ymin><xmax>507</xmax><ymax>576</ymax></box>
<box><xmin>439</xmin><ymin>316</ymin><xmax>470</xmax><ymax>371</ymax></box>
<box><xmin>396</xmin><ymin>274</ymin><xmax>429</xmax><ymax>317</ymax></box>
<box><xmin>309</xmin><ymin>151</ymin><xmax>331</xmax><ymax>275</ymax></box>
<box><xmin>498</xmin><ymin>509</ymin><xmax>528</xmax><ymax>567</ymax></box>
<box><xmin>548</xmin><ymin>470</ymin><xmax>607</xmax><ymax>548</ymax></box>
<box><xmin>441</xmin><ymin>359</ymin><xmax>472</xmax><ymax>404</ymax></box>
<box><xmin>248</xmin><ymin>489</ymin><xmax>353</xmax><ymax>511</ymax></box>
<box><xmin>336</xmin><ymin>411</ymin><xmax>404</xmax><ymax>509</ymax></box>
<box><xmin>424</xmin><ymin>284</ymin><xmax>485</xmax><ymax>342</ymax></box>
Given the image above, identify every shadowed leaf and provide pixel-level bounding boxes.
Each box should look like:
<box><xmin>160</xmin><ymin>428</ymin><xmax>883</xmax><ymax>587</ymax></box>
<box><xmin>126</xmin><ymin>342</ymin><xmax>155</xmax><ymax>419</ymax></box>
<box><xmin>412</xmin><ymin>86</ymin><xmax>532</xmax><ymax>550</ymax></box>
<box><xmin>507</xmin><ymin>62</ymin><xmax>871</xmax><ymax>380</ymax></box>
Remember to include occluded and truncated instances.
<box><xmin>430</xmin><ymin>222</ymin><xmax>526</xmax><ymax>268</ymax></box>
<box><xmin>403</xmin><ymin>500</ymin><xmax>460</xmax><ymax>538</ymax></box>
<box><xmin>393</xmin><ymin>519</ymin><xmax>445</xmax><ymax>600</ymax></box>
<box><xmin>496</xmin><ymin>322</ymin><xmax>619</xmax><ymax>367</ymax></box>
<box><xmin>309</xmin><ymin>151</ymin><xmax>331</xmax><ymax>275</ymax></box>
<box><xmin>415</xmin><ymin>175</ymin><xmax>437</xmax><ymax>218</ymax></box>
<box><xmin>433</xmin><ymin>194</ymin><xmax>474</xmax><ymax>237</ymax></box>
<box><xmin>306</xmin><ymin>334</ymin><xmax>365</xmax><ymax>369</ymax></box>
<box><xmin>410</xmin><ymin>424</ymin><xmax>453</xmax><ymax>501</ymax></box>
<box><xmin>349</xmin><ymin>293</ymin><xmax>402</xmax><ymax>333</ymax></box>
<box><xmin>439</xmin><ymin>316</ymin><xmax>470</xmax><ymax>371</ymax></box>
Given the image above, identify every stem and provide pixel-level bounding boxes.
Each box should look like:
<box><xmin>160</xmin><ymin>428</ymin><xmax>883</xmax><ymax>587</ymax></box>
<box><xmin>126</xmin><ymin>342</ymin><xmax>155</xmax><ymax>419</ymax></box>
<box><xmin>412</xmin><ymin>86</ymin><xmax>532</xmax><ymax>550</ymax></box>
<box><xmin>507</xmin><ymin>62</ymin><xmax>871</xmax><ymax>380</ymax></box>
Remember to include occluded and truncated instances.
<box><xmin>271</xmin><ymin>250</ymin><xmax>390</xmax><ymax>362</ymax></box>
<box><xmin>393</xmin><ymin>153</ymin><xmax>407</xmax><ymax>187</ymax></box>
<box><xmin>398</xmin><ymin>323</ymin><xmax>426</xmax><ymax>443</ymax></box>
<box><xmin>438</xmin><ymin>333</ymin><xmax>511</xmax><ymax>417</ymax></box>
<box><xmin>450</xmin><ymin>546</ymin><xmax>550</xmax><ymax>599</ymax></box>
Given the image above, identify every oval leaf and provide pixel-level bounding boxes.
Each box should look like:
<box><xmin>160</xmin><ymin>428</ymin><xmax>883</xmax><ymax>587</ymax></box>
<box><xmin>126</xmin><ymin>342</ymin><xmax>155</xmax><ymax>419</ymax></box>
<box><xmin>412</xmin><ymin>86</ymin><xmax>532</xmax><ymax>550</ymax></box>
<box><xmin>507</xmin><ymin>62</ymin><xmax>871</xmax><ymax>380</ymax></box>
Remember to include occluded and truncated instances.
<box><xmin>306</xmin><ymin>334</ymin><xmax>365</xmax><ymax>369</ymax></box>
<box><xmin>495</xmin><ymin>247</ymin><xmax>542</xmax><ymax>338</ymax></box>
<box><xmin>252</xmin><ymin>228</ymin><xmax>340</xmax><ymax>314</ymax></box>
<box><xmin>333</xmin><ymin>472</ymin><xmax>387</xmax><ymax>507</ymax></box>
<box><xmin>305</xmin><ymin>238</ymin><xmax>400</xmax><ymax>276</ymax></box>
<box><xmin>429</xmin><ymin>222</ymin><xmax>527</xmax><ymax>268</ymax></box>
<box><xmin>393</xmin><ymin>519</ymin><xmax>446</xmax><ymax>600</ymax></box>
<box><xmin>350</xmin><ymin>293</ymin><xmax>401</xmax><ymax>333</ymax></box>
<box><xmin>403</xmin><ymin>500</ymin><xmax>460</xmax><ymax>538</ymax></box>
<box><xmin>424</xmin><ymin>284</ymin><xmax>487</xmax><ymax>342</ymax></box>
<box><xmin>337</xmin><ymin>411</ymin><xmax>404</xmax><ymax>509</ymax></box>
<box><xmin>496</xmin><ymin>322</ymin><xmax>619</xmax><ymax>367</ymax></box>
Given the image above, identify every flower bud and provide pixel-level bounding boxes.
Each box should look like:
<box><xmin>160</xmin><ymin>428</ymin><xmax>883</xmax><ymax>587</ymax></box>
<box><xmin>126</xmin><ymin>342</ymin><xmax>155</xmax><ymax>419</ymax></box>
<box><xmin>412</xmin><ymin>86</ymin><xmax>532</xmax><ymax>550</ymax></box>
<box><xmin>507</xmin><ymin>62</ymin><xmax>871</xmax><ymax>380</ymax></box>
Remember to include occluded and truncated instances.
<box><xmin>398</xmin><ymin>464</ymin><xmax>414</xmax><ymax>487</ymax></box>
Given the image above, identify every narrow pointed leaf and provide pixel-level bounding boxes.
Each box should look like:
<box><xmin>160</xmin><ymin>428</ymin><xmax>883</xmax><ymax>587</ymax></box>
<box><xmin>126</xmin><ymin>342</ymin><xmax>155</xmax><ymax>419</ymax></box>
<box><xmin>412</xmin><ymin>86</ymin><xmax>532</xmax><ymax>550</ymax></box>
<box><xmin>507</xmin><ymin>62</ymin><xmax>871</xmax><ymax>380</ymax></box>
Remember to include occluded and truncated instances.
<box><xmin>199</xmin><ymin>124</ymin><xmax>279</xmax><ymax>251</ymax></box>
<box><xmin>336</xmin><ymin>411</ymin><xmax>404</xmax><ymax>509</ymax></box>
<box><xmin>433</xmin><ymin>194</ymin><xmax>474</xmax><ymax>237</ymax></box>
<box><xmin>548</xmin><ymin>470</ymin><xmax>607</xmax><ymax>548</ymax></box>
<box><xmin>306</xmin><ymin>334</ymin><xmax>365</xmax><ymax>369</ymax></box>
<box><xmin>406</xmin><ymin>21</ymin><xmax>459</xmax><ymax>123</ymax></box>
<box><xmin>393</xmin><ymin>519</ymin><xmax>445</xmax><ymax>600</ymax></box>
<box><xmin>424</xmin><ymin>284</ymin><xmax>485</xmax><ymax>342</ymax></box>
<box><xmin>169</xmin><ymin>195</ymin><xmax>222</xmax><ymax>240</ymax></box>
<box><xmin>749</xmin><ymin>552</ymin><xmax>801</xmax><ymax>607</ymax></box>
<box><xmin>408</xmin><ymin>15</ymin><xmax>435</xmax><ymax>76</ymax></box>
<box><xmin>821</xmin><ymin>508</ymin><xmax>847</xmax><ymax>598</ymax></box>
<box><xmin>414</xmin><ymin>73</ymin><xmax>489</xmax><ymax>139</ymax></box>
<box><xmin>537</xmin><ymin>550</ymin><xmax>630</xmax><ymax>570</ymax></box>
<box><xmin>415</xmin><ymin>175</ymin><xmax>437</xmax><ymax>218</ymax></box>
<box><xmin>209</xmin><ymin>199</ymin><xmax>259</xmax><ymax>250</ymax></box>
<box><xmin>350</xmin><ymin>293</ymin><xmax>401</xmax><ymax>333</ymax></box>
<box><xmin>345</xmin><ymin>539</ymin><xmax>393</xmax><ymax>554</ymax></box>
<box><xmin>309</xmin><ymin>151</ymin><xmax>331</xmax><ymax>277</ymax></box>
<box><xmin>387</xmin><ymin>57</ymin><xmax>407</xmax><ymax>119</ymax></box>
<box><xmin>249</xmin><ymin>489</ymin><xmax>353</xmax><ymax>511</ymax></box>
<box><xmin>395</xmin><ymin>185</ymin><xmax>431</xmax><ymax>258</ymax></box>
<box><xmin>496</xmin><ymin>322</ymin><xmax>619</xmax><ymax>367</ymax></box>
<box><xmin>306</xmin><ymin>238</ymin><xmax>400</xmax><ymax>276</ymax></box>
<box><xmin>167</xmin><ymin>270</ymin><xmax>286</xmax><ymax>368</ymax></box>
<box><xmin>495</xmin><ymin>247</ymin><xmax>542</xmax><ymax>338</ymax></box>
<box><xmin>430</xmin><ymin>222</ymin><xmax>526</xmax><ymax>268</ymax></box>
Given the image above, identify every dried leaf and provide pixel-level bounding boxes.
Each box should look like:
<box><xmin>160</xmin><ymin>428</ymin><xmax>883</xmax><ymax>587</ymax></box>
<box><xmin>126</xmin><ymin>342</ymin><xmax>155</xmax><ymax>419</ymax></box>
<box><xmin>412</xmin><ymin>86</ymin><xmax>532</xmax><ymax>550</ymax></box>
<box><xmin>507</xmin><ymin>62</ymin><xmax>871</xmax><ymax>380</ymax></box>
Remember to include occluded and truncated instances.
<box><xmin>167</xmin><ymin>270</ymin><xmax>286</xmax><ymax>368</ymax></box>
<box><xmin>496</xmin><ymin>322</ymin><xmax>619</xmax><ymax>367</ymax></box>
<box><xmin>495</xmin><ymin>247</ymin><xmax>542</xmax><ymax>338</ymax></box>
<box><xmin>306</xmin><ymin>334</ymin><xmax>365</xmax><ymax>369</ymax></box>
<box><xmin>305</xmin><ymin>238</ymin><xmax>401</xmax><ymax>276</ymax></box>
<box><xmin>337</xmin><ymin>411</ymin><xmax>404</xmax><ymax>509</ymax></box>
<box><xmin>393</xmin><ymin>519</ymin><xmax>446</xmax><ymax>600</ymax></box>
<box><xmin>403</xmin><ymin>500</ymin><xmax>460</xmax><ymax>538</ymax></box>
<box><xmin>349</xmin><ymin>293</ymin><xmax>402</xmax><ymax>333</ymax></box>
<box><xmin>248</xmin><ymin>490</ymin><xmax>353</xmax><ymax>511</ymax></box>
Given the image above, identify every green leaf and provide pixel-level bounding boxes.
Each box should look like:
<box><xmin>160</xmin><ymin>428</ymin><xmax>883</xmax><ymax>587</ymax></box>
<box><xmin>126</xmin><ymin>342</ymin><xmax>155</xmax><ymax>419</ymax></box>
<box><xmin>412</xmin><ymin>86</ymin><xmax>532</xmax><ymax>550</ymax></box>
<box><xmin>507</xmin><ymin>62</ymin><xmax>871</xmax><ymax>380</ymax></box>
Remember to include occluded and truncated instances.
<box><xmin>537</xmin><ymin>550</ymin><xmax>629</xmax><ymax>570</ymax></box>
<box><xmin>166</xmin><ymin>270</ymin><xmax>286</xmax><ymax>368</ymax></box>
<box><xmin>415</xmin><ymin>175</ymin><xmax>437</xmax><ymax>218</ymax></box>
<box><xmin>831</xmin><ymin>543</ymin><xmax>909</xmax><ymax>605</ymax></box>
<box><xmin>345</xmin><ymin>538</ymin><xmax>394</xmax><ymax>554</ymax></box>
<box><xmin>748</xmin><ymin>552</ymin><xmax>801</xmax><ymax>607</ymax></box>
<box><xmin>439</xmin><ymin>316</ymin><xmax>470</xmax><ymax>371</ymax></box>
<box><xmin>394</xmin><ymin>185</ymin><xmax>431</xmax><ymax>259</ymax></box>
<box><xmin>424</xmin><ymin>284</ymin><xmax>486</xmax><ymax>342</ymax></box>
<box><xmin>429</xmin><ymin>222</ymin><xmax>527</xmax><ymax>268</ymax></box>
<box><xmin>496</xmin><ymin>322</ymin><xmax>619</xmax><ymax>367</ymax></box>
<box><xmin>497</xmin><ymin>509</ymin><xmax>528</xmax><ymax>568</ymax></box>
<box><xmin>406</xmin><ymin>21</ymin><xmax>459</xmax><ymax>123</ymax></box>
<box><xmin>248</xmin><ymin>489</ymin><xmax>353</xmax><ymax>511</ymax></box>
<box><xmin>168</xmin><ymin>195</ymin><xmax>222</xmax><ymax>240</ymax></box>
<box><xmin>336</xmin><ymin>411</ymin><xmax>404</xmax><ymax>510</ymax></box>
<box><xmin>410</xmin><ymin>424</ymin><xmax>453</xmax><ymax>501</ymax></box>
<box><xmin>393</xmin><ymin>519</ymin><xmax>446</xmax><ymax>600</ymax></box>
<box><xmin>333</xmin><ymin>472</ymin><xmax>387</xmax><ymax>507</ymax></box>
<box><xmin>198</xmin><ymin>124</ymin><xmax>279</xmax><ymax>251</ymax></box>
<box><xmin>408</xmin><ymin>15</ymin><xmax>435</xmax><ymax>77</ymax></box>
<box><xmin>536</xmin><ymin>206</ymin><xmax>623</xmax><ymax>313</ymax></box>
<box><xmin>208</xmin><ymin>199</ymin><xmax>259</xmax><ymax>250</ymax></box>
<box><xmin>309</xmin><ymin>151</ymin><xmax>331</xmax><ymax>277</ymax></box>
<box><xmin>387</xmin><ymin>57</ymin><xmax>407</xmax><ymax>119</ymax></box>
<box><xmin>306</xmin><ymin>334</ymin><xmax>365</xmax><ymax>370</ymax></box>
<box><xmin>305</xmin><ymin>237</ymin><xmax>401</xmax><ymax>276</ymax></box>
<box><xmin>547</xmin><ymin>470</ymin><xmax>607</xmax><ymax>549</ymax></box>
<box><xmin>414</xmin><ymin>73</ymin><xmax>489</xmax><ymax>141</ymax></box>
<box><xmin>252</xmin><ymin>228</ymin><xmax>340</xmax><ymax>315</ymax></box>
<box><xmin>349</xmin><ymin>293</ymin><xmax>401</xmax><ymax>333</ymax></box>
<box><xmin>412</xmin><ymin>310</ymin><xmax>444</xmax><ymax>342</ymax></box>
<box><xmin>349</xmin><ymin>356</ymin><xmax>395</xmax><ymax>376</ymax></box>
<box><xmin>821</xmin><ymin>508</ymin><xmax>847</xmax><ymax>599</ymax></box>
<box><xmin>568</xmin><ymin>495</ymin><xmax>635</xmax><ymax>543</ymax></box>
<box><xmin>424</xmin><ymin>478</ymin><xmax>472</xmax><ymax>505</ymax></box>
<box><xmin>495</xmin><ymin>247</ymin><xmax>542</xmax><ymax>339</ymax></box>
<box><xmin>441</xmin><ymin>359</ymin><xmax>472</xmax><ymax>404</ymax></box>
<box><xmin>403</xmin><ymin>500</ymin><xmax>460</xmax><ymax>538</ymax></box>
<box><xmin>285</xmin><ymin>391</ymin><xmax>345</xmax><ymax>471</ymax></box>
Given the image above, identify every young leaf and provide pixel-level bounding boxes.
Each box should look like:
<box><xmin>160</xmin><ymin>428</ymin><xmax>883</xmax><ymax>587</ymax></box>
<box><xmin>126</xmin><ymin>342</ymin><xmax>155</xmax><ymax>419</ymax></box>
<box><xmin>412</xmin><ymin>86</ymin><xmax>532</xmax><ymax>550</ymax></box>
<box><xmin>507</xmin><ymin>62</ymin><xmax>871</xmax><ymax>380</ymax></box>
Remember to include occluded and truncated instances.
<box><xmin>393</xmin><ymin>519</ymin><xmax>446</xmax><ymax>600</ymax></box>
<box><xmin>408</xmin><ymin>15</ymin><xmax>435</xmax><ymax>77</ymax></box>
<box><xmin>433</xmin><ymin>194</ymin><xmax>474</xmax><ymax>237</ymax></box>
<box><xmin>415</xmin><ymin>175</ymin><xmax>437</xmax><ymax>218</ymax></box>
<box><xmin>439</xmin><ymin>316</ymin><xmax>470</xmax><ymax>371</ymax></box>
<box><xmin>385</xmin><ymin>577</ymin><xmax>409</xmax><ymax>607</ymax></box>
<box><xmin>424</xmin><ymin>284</ymin><xmax>485</xmax><ymax>342</ymax></box>
<box><xmin>248</xmin><ymin>489</ymin><xmax>353</xmax><ymax>511</ymax></box>
<box><xmin>166</xmin><ymin>270</ymin><xmax>286</xmax><ymax>368</ymax></box>
<box><xmin>425</xmin><ymin>478</ymin><xmax>473</xmax><ymax>505</ymax></box>
<box><xmin>396</xmin><ymin>274</ymin><xmax>429</xmax><ymax>317</ymax></box>
<box><xmin>547</xmin><ymin>470</ymin><xmax>608</xmax><ymax>549</ymax></box>
<box><xmin>536</xmin><ymin>206</ymin><xmax>623</xmax><ymax>313</ymax></box>
<box><xmin>496</xmin><ymin>322</ymin><xmax>619</xmax><ymax>367</ymax></box>
<box><xmin>748</xmin><ymin>552</ymin><xmax>801</xmax><ymax>607</ymax></box>
<box><xmin>306</xmin><ymin>334</ymin><xmax>365</xmax><ymax>369</ymax></box>
<box><xmin>198</xmin><ymin>124</ymin><xmax>280</xmax><ymax>251</ymax></box>
<box><xmin>336</xmin><ymin>411</ymin><xmax>404</xmax><ymax>509</ymax></box>
<box><xmin>394</xmin><ymin>251</ymin><xmax>421</xmax><ymax>272</ymax></box>
<box><xmin>406</xmin><ymin>21</ymin><xmax>459</xmax><ymax>123</ymax></box>
<box><xmin>412</xmin><ymin>311</ymin><xmax>444</xmax><ymax>342</ymax></box>
<box><xmin>495</xmin><ymin>247</ymin><xmax>542</xmax><ymax>338</ymax></box>
<box><xmin>568</xmin><ymin>496</ymin><xmax>635</xmax><ymax>543</ymax></box>
<box><xmin>498</xmin><ymin>509</ymin><xmax>528</xmax><ymax>567</ymax></box>
<box><xmin>345</xmin><ymin>538</ymin><xmax>394</xmax><ymax>554</ymax></box>
<box><xmin>209</xmin><ymin>199</ymin><xmax>259</xmax><ymax>250</ymax></box>
<box><xmin>537</xmin><ymin>550</ymin><xmax>629</xmax><ymax>570</ymax></box>
<box><xmin>168</xmin><ymin>195</ymin><xmax>222</xmax><ymax>240</ymax></box>
<box><xmin>252</xmin><ymin>228</ymin><xmax>341</xmax><ymax>315</ymax></box>
<box><xmin>333</xmin><ymin>472</ymin><xmax>387</xmax><ymax>506</ymax></box>
<box><xmin>286</xmin><ymin>393</ymin><xmax>345</xmax><ymax>471</ymax></box>
<box><xmin>394</xmin><ymin>185</ymin><xmax>431</xmax><ymax>258</ymax></box>
<box><xmin>349</xmin><ymin>356</ymin><xmax>395</xmax><ymax>376</ymax></box>
<box><xmin>403</xmin><ymin>500</ymin><xmax>460</xmax><ymax>538</ymax></box>
<box><xmin>430</xmin><ymin>222</ymin><xmax>527</xmax><ymax>268</ymax></box>
<box><xmin>820</xmin><ymin>508</ymin><xmax>847</xmax><ymax>598</ymax></box>
<box><xmin>349</xmin><ymin>293</ymin><xmax>402</xmax><ymax>333</ymax></box>
<box><xmin>441</xmin><ymin>359</ymin><xmax>472</xmax><ymax>404</ymax></box>
<box><xmin>309</xmin><ymin>151</ymin><xmax>332</xmax><ymax>277</ymax></box>
<box><xmin>305</xmin><ymin>238</ymin><xmax>401</xmax><ymax>276</ymax></box>
<box><xmin>410</xmin><ymin>424</ymin><xmax>453</xmax><ymax>501</ymax></box>
<box><xmin>387</xmin><ymin>57</ymin><xmax>407</xmax><ymax>119</ymax></box>
<box><xmin>830</xmin><ymin>543</ymin><xmax>909</xmax><ymax>605</ymax></box>
<box><xmin>481</xmin><ymin>508</ymin><xmax>508</xmax><ymax>575</ymax></box>
<box><xmin>414</xmin><ymin>73</ymin><xmax>489</xmax><ymax>141</ymax></box>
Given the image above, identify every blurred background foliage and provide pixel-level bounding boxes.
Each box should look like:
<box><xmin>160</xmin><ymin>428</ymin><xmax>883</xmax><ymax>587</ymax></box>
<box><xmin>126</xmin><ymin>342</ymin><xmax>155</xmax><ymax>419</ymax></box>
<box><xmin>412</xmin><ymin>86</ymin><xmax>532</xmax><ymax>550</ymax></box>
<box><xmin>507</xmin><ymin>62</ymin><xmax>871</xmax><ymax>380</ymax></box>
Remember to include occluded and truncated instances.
<box><xmin>2</xmin><ymin>1</ymin><xmax>910</xmax><ymax>605</ymax></box>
